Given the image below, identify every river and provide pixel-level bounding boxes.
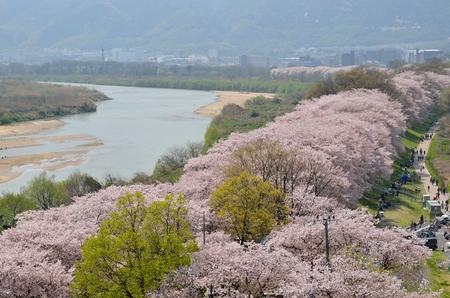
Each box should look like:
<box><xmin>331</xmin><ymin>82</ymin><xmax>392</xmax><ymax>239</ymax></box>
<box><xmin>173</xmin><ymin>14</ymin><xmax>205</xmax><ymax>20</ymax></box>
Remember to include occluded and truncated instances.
<box><xmin>0</xmin><ymin>84</ymin><xmax>216</xmax><ymax>193</ymax></box>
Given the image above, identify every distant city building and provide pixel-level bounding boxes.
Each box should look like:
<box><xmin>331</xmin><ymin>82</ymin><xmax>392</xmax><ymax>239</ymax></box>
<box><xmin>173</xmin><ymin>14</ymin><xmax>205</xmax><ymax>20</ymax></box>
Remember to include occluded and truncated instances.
<box><xmin>239</xmin><ymin>55</ymin><xmax>269</xmax><ymax>68</ymax></box>
<box><xmin>208</xmin><ymin>49</ymin><xmax>239</xmax><ymax>58</ymax></box>
<box><xmin>324</xmin><ymin>54</ymin><xmax>341</xmax><ymax>67</ymax></box>
<box><xmin>366</xmin><ymin>49</ymin><xmax>402</xmax><ymax>65</ymax></box>
<box><xmin>407</xmin><ymin>48</ymin><xmax>443</xmax><ymax>63</ymax></box>
<box><xmin>341</xmin><ymin>51</ymin><xmax>355</xmax><ymax>66</ymax></box>
<box><xmin>173</xmin><ymin>49</ymin><xmax>185</xmax><ymax>58</ymax></box>
<box><xmin>111</xmin><ymin>48</ymin><xmax>143</xmax><ymax>62</ymax></box>
<box><xmin>300</xmin><ymin>55</ymin><xmax>322</xmax><ymax>67</ymax></box>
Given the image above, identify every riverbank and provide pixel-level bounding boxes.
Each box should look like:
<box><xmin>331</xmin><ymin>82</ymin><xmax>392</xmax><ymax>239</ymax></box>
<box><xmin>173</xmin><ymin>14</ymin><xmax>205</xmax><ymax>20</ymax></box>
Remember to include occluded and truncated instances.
<box><xmin>0</xmin><ymin>91</ymin><xmax>270</xmax><ymax>185</ymax></box>
<box><xmin>195</xmin><ymin>91</ymin><xmax>274</xmax><ymax>118</ymax></box>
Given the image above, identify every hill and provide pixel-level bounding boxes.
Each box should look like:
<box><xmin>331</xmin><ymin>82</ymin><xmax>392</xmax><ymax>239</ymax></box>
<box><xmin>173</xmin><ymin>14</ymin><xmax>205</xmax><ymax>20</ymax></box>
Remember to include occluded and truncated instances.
<box><xmin>0</xmin><ymin>0</ymin><xmax>449</xmax><ymax>52</ymax></box>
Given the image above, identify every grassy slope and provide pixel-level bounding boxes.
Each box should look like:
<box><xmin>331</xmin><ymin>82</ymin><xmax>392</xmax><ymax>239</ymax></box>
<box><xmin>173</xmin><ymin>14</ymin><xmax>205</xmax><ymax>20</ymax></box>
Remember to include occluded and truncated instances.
<box><xmin>359</xmin><ymin>116</ymin><xmax>438</xmax><ymax>227</ymax></box>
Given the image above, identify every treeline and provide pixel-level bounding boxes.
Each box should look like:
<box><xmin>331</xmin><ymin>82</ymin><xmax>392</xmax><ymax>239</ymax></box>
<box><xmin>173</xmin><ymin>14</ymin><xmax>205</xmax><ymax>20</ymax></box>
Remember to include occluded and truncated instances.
<box><xmin>0</xmin><ymin>170</ymin><xmax>102</xmax><ymax>232</ymax></box>
<box><xmin>49</xmin><ymin>76</ymin><xmax>312</xmax><ymax>95</ymax></box>
<box><xmin>132</xmin><ymin>78</ymin><xmax>312</xmax><ymax>94</ymax></box>
<box><xmin>0</xmin><ymin>61</ymin><xmax>313</xmax><ymax>94</ymax></box>
<box><xmin>0</xmin><ymin>60</ymin><xmax>270</xmax><ymax>79</ymax></box>
<box><xmin>0</xmin><ymin>80</ymin><xmax>111</xmax><ymax>124</ymax></box>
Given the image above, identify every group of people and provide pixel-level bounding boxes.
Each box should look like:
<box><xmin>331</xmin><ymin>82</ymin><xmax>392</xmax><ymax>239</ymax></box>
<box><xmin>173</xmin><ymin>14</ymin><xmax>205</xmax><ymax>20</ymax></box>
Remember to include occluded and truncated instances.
<box><xmin>410</xmin><ymin>215</ymin><xmax>425</xmax><ymax>231</ymax></box>
<box><xmin>377</xmin><ymin>192</ymin><xmax>394</xmax><ymax>211</ymax></box>
<box><xmin>419</xmin><ymin>133</ymin><xmax>434</xmax><ymax>142</ymax></box>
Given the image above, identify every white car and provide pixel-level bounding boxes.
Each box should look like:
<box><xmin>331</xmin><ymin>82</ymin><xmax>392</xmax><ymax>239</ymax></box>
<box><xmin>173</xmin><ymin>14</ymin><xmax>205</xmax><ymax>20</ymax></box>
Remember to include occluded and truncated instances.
<box><xmin>446</xmin><ymin>242</ymin><xmax>450</xmax><ymax>249</ymax></box>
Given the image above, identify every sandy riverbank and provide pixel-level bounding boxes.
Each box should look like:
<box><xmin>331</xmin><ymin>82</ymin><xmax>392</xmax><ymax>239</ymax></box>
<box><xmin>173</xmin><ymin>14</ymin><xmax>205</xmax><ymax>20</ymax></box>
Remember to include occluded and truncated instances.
<box><xmin>195</xmin><ymin>91</ymin><xmax>274</xmax><ymax>118</ymax></box>
<box><xmin>0</xmin><ymin>120</ymin><xmax>102</xmax><ymax>184</ymax></box>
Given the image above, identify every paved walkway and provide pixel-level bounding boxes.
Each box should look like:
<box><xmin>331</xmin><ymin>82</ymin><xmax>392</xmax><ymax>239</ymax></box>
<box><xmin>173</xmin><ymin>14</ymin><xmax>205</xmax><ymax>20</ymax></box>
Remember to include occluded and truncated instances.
<box><xmin>414</xmin><ymin>122</ymin><xmax>448</xmax><ymax>216</ymax></box>
<box><xmin>413</xmin><ymin>122</ymin><xmax>450</xmax><ymax>251</ymax></box>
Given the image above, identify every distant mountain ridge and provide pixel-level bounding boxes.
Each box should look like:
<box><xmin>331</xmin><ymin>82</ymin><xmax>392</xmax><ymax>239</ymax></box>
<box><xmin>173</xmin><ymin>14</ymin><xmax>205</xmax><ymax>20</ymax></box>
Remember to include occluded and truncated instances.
<box><xmin>0</xmin><ymin>0</ymin><xmax>449</xmax><ymax>53</ymax></box>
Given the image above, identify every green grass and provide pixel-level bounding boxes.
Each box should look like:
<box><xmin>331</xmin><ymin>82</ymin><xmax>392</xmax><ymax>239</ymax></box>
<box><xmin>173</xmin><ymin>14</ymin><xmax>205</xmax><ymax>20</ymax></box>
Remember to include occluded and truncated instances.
<box><xmin>427</xmin><ymin>251</ymin><xmax>450</xmax><ymax>297</ymax></box>
<box><xmin>359</xmin><ymin>112</ymin><xmax>441</xmax><ymax>227</ymax></box>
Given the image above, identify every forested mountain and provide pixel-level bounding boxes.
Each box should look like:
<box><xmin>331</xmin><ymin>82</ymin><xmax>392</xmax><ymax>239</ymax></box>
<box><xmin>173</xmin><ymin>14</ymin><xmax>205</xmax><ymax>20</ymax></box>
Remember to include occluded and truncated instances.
<box><xmin>0</xmin><ymin>0</ymin><xmax>449</xmax><ymax>52</ymax></box>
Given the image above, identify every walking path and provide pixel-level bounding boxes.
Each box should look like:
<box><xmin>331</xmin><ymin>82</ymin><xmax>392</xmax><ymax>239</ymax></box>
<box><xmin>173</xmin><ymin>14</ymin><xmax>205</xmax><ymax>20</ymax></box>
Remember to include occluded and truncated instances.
<box><xmin>414</xmin><ymin>121</ymin><xmax>450</xmax><ymax>252</ymax></box>
<box><xmin>414</xmin><ymin>122</ymin><xmax>448</xmax><ymax>216</ymax></box>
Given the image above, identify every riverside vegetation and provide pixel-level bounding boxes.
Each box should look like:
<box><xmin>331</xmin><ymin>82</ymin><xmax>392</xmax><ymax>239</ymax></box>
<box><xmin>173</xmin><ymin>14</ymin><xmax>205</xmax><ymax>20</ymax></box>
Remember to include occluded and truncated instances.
<box><xmin>0</xmin><ymin>80</ymin><xmax>111</xmax><ymax>124</ymax></box>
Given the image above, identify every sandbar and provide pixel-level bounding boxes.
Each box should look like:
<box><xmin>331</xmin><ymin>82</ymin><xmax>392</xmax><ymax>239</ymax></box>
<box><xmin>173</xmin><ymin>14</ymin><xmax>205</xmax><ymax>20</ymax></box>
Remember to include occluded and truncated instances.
<box><xmin>0</xmin><ymin>120</ymin><xmax>100</xmax><ymax>185</ymax></box>
<box><xmin>195</xmin><ymin>91</ymin><xmax>274</xmax><ymax>118</ymax></box>
<box><xmin>0</xmin><ymin>119</ymin><xmax>65</xmax><ymax>137</ymax></box>
<box><xmin>0</xmin><ymin>150</ymin><xmax>88</xmax><ymax>184</ymax></box>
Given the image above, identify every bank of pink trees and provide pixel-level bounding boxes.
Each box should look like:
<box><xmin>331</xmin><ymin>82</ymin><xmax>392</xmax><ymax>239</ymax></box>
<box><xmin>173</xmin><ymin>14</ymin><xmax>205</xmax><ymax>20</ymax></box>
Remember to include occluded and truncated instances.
<box><xmin>0</xmin><ymin>67</ymin><xmax>448</xmax><ymax>297</ymax></box>
<box><xmin>393</xmin><ymin>71</ymin><xmax>450</xmax><ymax>124</ymax></box>
<box><xmin>270</xmin><ymin>66</ymin><xmax>355</xmax><ymax>82</ymax></box>
<box><xmin>150</xmin><ymin>200</ymin><xmax>434</xmax><ymax>297</ymax></box>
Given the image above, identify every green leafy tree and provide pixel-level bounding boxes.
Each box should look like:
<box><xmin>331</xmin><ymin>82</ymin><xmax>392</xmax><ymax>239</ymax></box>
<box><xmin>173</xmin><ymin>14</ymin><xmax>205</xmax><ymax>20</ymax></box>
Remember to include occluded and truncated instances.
<box><xmin>305</xmin><ymin>67</ymin><xmax>400</xmax><ymax>100</ymax></box>
<box><xmin>63</xmin><ymin>170</ymin><xmax>102</xmax><ymax>203</ymax></box>
<box><xmin>0</xmin><ymin>112</ymin><xmax>12</xmax><ymax>124</ymax></box>
<box><xmin>304</xmin><ymin>80</ymin><xmax>339</xmax><ymax>99</ymax></box>
<box><xmin>152</xmin><ymin>141</ymin><xmax>203</xmax><ymax>183</ymax></box>
<box><xmin>210</xmin><ymin>171</ymin><xmax>290</xmax><ymax>245</ymax></box>
<box><xmin>0</xmin><ymin>191</ymin><xmax>36</xmax><ymax>231</ymax></box>
<box><xmin>387</xmin><ymin>58</ymin><xmax>407</xmax><ymax>71</ymax></box>
<box><xmin>71</xmin><ymin>192</ymin><xmax>198</xmax><ymax>298</ymax></box>
<box><xmin>23</xmin><ymin>171</ymin><xmax>65</xmax><ymax>210</ymax></box>
<box><xmin>415</xmin><ymin>57</ymin><xmax>447</xmax><ymax>74</ymax></box>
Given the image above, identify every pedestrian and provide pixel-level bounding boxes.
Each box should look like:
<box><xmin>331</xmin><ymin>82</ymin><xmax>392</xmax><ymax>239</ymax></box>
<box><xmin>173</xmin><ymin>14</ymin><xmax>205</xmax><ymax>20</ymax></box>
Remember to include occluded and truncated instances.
<box><xmin>444</xmin><ymin>187</ymin><xmax>447</xmax><ymax>195</ymax></box>
<box><xmin>428</xmin><ymin>185</ymin><xmax>430</xmax><ymax>192</ymax></box>
<box><xmin>424</xmin><ymin>150</ymin><xmax>426</xmax><ymax>155</ymax></box>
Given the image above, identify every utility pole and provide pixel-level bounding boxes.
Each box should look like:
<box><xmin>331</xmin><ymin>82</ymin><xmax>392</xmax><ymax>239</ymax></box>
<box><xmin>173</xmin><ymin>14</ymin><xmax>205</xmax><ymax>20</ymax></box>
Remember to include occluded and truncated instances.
<box><xmin>313</xmin><ymin>207</ymin><xmax>337</xmax><ymax>264</ymax></box>
<box><xmin>203</xmin><ymin>211</ymin><xmax>206</xmax><ymax>247</ymax></box>
<box><xmin>100</xmin><ymin>48</ymin><xmax>105</xmax><ymax>74</ymax></box>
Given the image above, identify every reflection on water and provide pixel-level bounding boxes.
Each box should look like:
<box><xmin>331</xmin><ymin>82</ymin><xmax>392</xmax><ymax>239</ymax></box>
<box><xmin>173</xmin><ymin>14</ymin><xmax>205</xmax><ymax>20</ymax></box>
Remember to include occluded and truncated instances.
<box><xmin>1</xmin><ymin>84</ymin><xmax>216</xmax><ymax>193</ymax></box>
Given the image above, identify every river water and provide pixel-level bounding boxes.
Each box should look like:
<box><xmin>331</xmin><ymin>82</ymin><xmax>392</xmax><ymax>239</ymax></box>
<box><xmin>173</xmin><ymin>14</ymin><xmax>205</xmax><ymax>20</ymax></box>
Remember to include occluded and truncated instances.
<box><xmin>0</xmin><ymin>84</ymin><xmax>216</xmax><ymax>193</ymax></box>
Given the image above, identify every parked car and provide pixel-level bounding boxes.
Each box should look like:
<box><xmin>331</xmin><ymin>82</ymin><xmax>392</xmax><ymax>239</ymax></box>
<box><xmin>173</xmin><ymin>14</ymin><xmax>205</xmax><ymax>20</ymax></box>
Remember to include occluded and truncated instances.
<box><xmin>420</xmin><ymin>237</ymin><xmax>438</xmax><ymax>250</ymax></box>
